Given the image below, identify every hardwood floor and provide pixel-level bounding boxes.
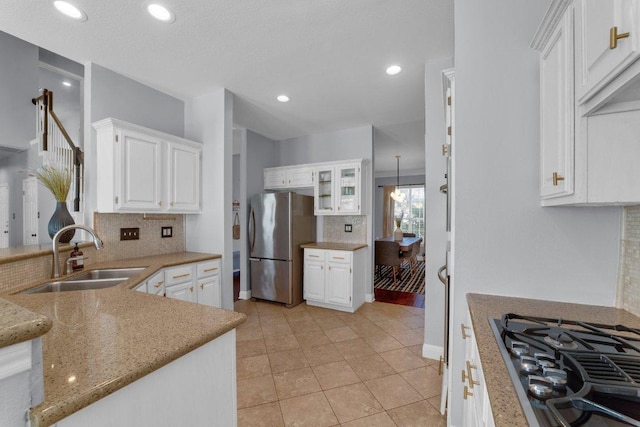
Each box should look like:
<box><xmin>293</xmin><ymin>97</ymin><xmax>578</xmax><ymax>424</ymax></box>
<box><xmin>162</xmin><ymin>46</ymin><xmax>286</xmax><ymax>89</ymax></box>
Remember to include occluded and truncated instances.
<box><xmin>234</xmin><ymin>270</ymin><xmax>424</xmax><ymax>308</ymax></box>
<box><xmin>374</xmin><ymin>288</ymin><xmax>425</xmax><ymax>308</ymax></box>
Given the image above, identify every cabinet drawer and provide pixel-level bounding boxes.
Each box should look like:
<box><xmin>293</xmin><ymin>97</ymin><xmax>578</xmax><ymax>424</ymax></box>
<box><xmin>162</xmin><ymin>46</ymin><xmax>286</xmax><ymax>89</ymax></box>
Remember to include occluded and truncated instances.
<box><xmin>165</xmin><ymin>265</ymin><xmax>194</xmax><ymax>285</ymax></box>
<box><xmin>327</xmin><ymin>251</ymin><xmax>351</xmax><ymax>264</ymax></box>
<box><xmin>304</xmin><ymin>248</ymin><xmax>325</xmax><ymax>261</ymax></box>
<box><xmin>197</xmin><ymin>259</ymin><xmax>221</xmax><ymax>278</ymax></box>
<box><xmin>146</xmin><ymin>271</ymin><xmax>165</xmax><ymax>295</ymax></box>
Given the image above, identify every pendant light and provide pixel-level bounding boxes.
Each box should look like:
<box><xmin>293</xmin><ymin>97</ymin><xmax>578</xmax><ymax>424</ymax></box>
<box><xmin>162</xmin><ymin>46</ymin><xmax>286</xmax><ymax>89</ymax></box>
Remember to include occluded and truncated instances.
<box><xmin>390</xmin><ymin>155</ymin><xmax>406</xmax><ymax>202</ymax></box>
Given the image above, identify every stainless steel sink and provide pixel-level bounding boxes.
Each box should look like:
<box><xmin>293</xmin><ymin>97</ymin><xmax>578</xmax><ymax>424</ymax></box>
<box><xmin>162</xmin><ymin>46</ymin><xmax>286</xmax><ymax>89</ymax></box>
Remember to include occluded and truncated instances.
<box><xmin>19</xmin><ymin>267</ymin><xmax>146</xmax><ymax>294</ymax></box>
<box><xmin>20</xmin><ymin>278</ymin><xmax>129</xmax><ymax>294</ymax></box>
<box><xmin>65</xmin><ymin>267</ymin><xmax>146</xmax><ymax>281</ymax></box>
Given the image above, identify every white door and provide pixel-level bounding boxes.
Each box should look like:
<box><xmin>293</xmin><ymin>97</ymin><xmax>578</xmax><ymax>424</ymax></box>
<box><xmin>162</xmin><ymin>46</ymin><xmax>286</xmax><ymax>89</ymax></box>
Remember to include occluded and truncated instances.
<box><xmin>166</xmin><ymin>282</ymin><xmax>197</xmax><ymax>303</ymax></box>
<box><xmin>577</xmin><ymin>0</ymin><xmax>640</xmax><ymax>101</ymax></box>
<box><xmin>167</xmin><ymin>142</ymin><xmax>201</xmax><ymax>212</ymax></box>
<box><xmin>197</xmin><ymin>276</ymin><xmax>221</xmax><ymax>308</ymax></box>
<box><xmin>326</xmin><ymin>261</ymin><xmax>352</xmax><ymax>306</ymax></box>
<box><xmin>22</xmin><ymin>178</ymin><xmax>39</xmax><ymax>246</ymax></box>
<box><xmin>0</xmin><ymin>184</ymin><xmax>9</xmax><ymax>248</ymax></box>
<box><xmin>303</xmin><ymin>260</ymin><xmax>325</xmax><ymax>301</ymax></box>
<box><xmin>119</xmin><ymin>129</ymin><xmax>163</xmax><ymax>211</ymax></box>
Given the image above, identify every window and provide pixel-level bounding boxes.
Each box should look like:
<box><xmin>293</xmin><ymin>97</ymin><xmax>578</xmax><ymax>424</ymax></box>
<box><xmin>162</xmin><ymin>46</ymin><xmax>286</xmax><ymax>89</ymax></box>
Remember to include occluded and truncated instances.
<box><xmin>393</xmin><ymin>186</ymin><xmax>424</xmax><ymax>238</ymax></box>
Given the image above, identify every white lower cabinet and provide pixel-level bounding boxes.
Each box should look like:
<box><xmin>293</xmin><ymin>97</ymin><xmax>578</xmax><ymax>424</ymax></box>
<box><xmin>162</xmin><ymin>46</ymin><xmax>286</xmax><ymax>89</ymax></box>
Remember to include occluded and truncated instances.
<box><xmin>303</xmin><ymin>248</ymin><xmax>365</xmax><ymax>313</ymax></box>
<box><xmin>462</xmin><ymin>310</ymin><xmax>495</xmax><ymax>427</ymax></box>
<box><xmin>137</xmin><ymin>259</ymin><xmax>222</xmax><ymax>308</ymax></box>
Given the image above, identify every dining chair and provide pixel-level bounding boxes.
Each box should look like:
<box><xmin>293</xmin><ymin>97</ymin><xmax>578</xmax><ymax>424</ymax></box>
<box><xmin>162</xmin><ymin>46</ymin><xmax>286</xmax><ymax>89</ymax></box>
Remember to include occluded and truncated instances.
<box><xmin>374</xmin><ymin>240</ymin><xmax>403</xmax><ymax>286</ymax></box>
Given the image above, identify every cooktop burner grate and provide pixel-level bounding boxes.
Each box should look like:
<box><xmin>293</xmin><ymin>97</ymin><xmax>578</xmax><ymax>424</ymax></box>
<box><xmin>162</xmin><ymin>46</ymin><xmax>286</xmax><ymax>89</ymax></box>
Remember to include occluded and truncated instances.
<box><xmin>565</xmin><ymin>353</ymin><xmax>640</xmax><ymax>385</ymax></box>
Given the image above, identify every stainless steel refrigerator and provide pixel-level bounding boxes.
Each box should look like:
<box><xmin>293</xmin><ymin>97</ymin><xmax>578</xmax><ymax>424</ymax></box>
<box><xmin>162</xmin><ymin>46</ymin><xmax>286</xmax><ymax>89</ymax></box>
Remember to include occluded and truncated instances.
<box><xmin>249</xmin><ymin>192</ymin><xmax>315</xmax><ymax>307</ymax></box>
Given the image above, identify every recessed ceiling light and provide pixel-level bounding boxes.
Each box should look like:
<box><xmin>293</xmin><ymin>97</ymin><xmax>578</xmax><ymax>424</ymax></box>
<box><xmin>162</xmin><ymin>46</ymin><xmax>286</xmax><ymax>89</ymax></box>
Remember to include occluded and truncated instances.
<box><xmin>62</xmin><ymin>81</ymin><xmax>72</xmax><ymax>87</ymax></box>
<box><xmin>53</xmin><ymin>1</ymin><xmax>87</xmax><ymax>21</ymax></box>
<box><xmin>147</xmin><ymin>4</ymin><xmax>175</xmax><ymax>23</ymax></box>
<box><xmin>277</xmin><ymin>95</ymin><xmax>290</xmax><ymax>103</ymax></box>
<box><xmin>386</xmin><ymin>65</ymin><xmax>402</xmax><ymax>76</ymax></box>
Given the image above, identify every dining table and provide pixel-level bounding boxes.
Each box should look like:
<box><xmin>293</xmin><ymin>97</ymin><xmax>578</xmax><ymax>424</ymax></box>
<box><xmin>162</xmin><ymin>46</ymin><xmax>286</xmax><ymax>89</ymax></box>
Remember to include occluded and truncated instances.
<box><xmin>376</xmin><ymin>235</ymin><xmax>422</xmax><ymax>252</ymax></box>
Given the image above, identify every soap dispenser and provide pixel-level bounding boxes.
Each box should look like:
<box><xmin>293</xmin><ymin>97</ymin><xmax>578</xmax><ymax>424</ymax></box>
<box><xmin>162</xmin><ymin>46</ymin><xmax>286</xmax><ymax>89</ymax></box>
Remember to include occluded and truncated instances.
<box><xmin>69</xmin><ymin>243</ymin><xmax>84</xmax><ymax>271</ymax></box>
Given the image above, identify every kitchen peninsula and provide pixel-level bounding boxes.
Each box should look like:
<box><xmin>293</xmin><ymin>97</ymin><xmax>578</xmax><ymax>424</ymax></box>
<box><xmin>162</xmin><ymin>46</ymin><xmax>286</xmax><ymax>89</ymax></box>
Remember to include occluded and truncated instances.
<box><xmin>1</xmin><ymin>252</ymin><xmax>245</xmax><ymax>427</ymax></box>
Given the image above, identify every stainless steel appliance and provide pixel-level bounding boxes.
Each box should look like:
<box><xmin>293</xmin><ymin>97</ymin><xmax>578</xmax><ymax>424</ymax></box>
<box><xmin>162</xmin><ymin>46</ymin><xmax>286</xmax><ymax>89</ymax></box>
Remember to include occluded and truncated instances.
<box><xmin>248</xmin><ymin>192</ymin><xmax>315</xmax><ymax>307</ymax></box>
<box><xmin>490</xmin><ymin>313</ymin><xmax>640</xmax><ymax>426</ymax></box>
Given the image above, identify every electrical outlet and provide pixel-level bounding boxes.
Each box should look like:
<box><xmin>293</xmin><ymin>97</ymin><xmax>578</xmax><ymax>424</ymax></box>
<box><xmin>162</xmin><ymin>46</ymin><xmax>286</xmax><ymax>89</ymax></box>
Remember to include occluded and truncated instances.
<box><xmin>344</xmin><ymin>224</ymin><xmax>352</xmax><ymax>233</ymax></box>
<box><xmin>120</xmin><ymin>227</ymin><xmax>140</xmax><ymax>241</ymax></box>
<box><xmin>161</xmin><ymin>226</ymin><xmax>173</xmax><ymax>238</ymax></box>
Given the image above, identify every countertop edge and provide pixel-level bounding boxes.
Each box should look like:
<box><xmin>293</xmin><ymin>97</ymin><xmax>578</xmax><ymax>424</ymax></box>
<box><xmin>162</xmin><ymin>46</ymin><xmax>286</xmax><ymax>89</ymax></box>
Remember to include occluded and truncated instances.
<box><xmin>300</xmin><ymin>242</ymin><xmax>368</xmax><ymax>251</ymax></box>
<box><xmin>0</xmin><ymin>299</ymin><xmax>52</xmax><ymax>348</ymax></box>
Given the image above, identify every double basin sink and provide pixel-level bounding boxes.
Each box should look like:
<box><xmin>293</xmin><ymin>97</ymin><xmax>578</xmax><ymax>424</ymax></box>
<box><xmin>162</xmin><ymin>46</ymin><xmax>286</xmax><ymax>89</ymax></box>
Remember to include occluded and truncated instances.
<box><xmin>20</xmin><ymin>268</ymin><xmax>146</xmax><ymax>294</ymax></box>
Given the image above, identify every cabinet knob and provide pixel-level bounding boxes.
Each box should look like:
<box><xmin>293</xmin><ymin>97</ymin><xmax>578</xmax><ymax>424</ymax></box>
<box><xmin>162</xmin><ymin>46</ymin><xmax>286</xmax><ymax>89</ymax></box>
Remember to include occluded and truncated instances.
<box><xmin>610</xmin><ymin>26</ymin><xmax>630</xmax><ymax>49</ymax></box>
<box><xmin>158</xmin><ymin>201</ymin><xmax>163</xmax><ymax>207</ymax></box>
<box><xmin>552</xmin><ymin>172</ymin><xmax>565</xmax><ymax>186</ymax></box>
<box><xmin>461</xmin><ymin>323</ymin><xmax>471</xmax><ymax>339</ymax></box>
<box><xmin>200</xmin><ymin>283</ymin><xmax>204</xmax><ymax>290</ymax></box>
<box><xmin>189</xmin><ymin>286</ymin><xmax>194</xmax><ymax>293</ymax></box>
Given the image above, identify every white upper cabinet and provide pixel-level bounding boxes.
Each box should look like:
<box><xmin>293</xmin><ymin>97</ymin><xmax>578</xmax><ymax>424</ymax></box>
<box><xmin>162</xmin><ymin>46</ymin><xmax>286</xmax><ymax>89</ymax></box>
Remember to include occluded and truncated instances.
<box><xmin>314</xmin><ymin>160</ymin><xmax>363</xmax><ymax>216</ymax></box>
<box><xmin>263</xmin><ymin>165</ymin><xmax>314</xmax><ymax>190</ymax></box>
<box><xmin>167</xmin><ymin>142</ymin><xmax>201</xmax><ymax>212</ymax></box>
<box><xmin>538</xmin><ymin>2</ymin><xmax>575</xmax><ymax>200</ymax></box>
<box><xmin>93</xmin><ymin>118</ymin><xmax>202</xmax><ymax>213</ymax></box>
<box><xmin>533</xmin><ymin>0</ymin><xmax>640</xmax><ymax>205</ymax></box>
<box><xmin>576</xmin><ymin>0</ymin><xmax>640</xmax><ymax>105</ymax></box>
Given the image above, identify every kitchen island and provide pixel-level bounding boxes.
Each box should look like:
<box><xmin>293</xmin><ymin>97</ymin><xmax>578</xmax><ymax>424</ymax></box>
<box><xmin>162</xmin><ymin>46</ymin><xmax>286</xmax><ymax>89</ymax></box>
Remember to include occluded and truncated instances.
<box><xmin>1</xmin><ymin>252</ymin><xmax>246</xmax><ymax>427</ymax></box>
<box><xmin>467</xmin><ymin>293</ymin><xmax>640</xmax><ymax>427</ymax></box>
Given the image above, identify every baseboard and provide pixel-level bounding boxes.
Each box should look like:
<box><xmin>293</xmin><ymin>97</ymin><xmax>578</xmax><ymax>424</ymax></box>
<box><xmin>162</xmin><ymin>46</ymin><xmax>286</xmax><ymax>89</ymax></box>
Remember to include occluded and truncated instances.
<box><xmin>365</xmin><ymin>293</ymin><xmax>375</xmax><ymax>303</ymax></box>
<box><xmin>238</xmin><ymin>290</ymin><xmax>251</xmax><ymax>300</ymax></box>
<box><xmin>422</xmin><ymin>343</ymin><xmax>443</xmax><ymax>361</ymax></box>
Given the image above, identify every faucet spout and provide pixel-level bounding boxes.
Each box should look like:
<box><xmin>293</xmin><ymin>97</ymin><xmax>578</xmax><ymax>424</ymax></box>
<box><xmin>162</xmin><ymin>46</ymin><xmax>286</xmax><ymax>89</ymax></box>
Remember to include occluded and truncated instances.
<box><xmin>52</xmin><ymin>225</ymin><xmax>104</xmax><ymax>278</ymax></box>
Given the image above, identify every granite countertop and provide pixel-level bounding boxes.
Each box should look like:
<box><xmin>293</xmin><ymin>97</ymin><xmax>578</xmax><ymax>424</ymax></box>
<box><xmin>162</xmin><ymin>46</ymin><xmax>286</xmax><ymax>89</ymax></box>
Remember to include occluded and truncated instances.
<box><xmin>300</xmin><ymin>242</ymin><xmax>368</xmax><ymax>251</ymax></box>
<box><xmin>0</xmin><ymin>298</ymin><xmax>52</xmax><ymax>348</ymax></box>
<box><xmin>466</xmin><ymin>293</ymin><xmax>640</xmax><ymax>427</ymax></box>
<box><xmin>1</xmin><ymin>252</ymin><xmax>246</xmax><ymax>427</ymax></box>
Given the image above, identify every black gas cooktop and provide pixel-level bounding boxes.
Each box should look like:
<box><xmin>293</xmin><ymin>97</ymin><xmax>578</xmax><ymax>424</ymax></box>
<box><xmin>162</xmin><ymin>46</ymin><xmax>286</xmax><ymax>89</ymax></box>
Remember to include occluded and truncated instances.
<box><xmin>490</xmin><ymin>314</ymin><xmax>640</xmax><ymax>427</ymax></box>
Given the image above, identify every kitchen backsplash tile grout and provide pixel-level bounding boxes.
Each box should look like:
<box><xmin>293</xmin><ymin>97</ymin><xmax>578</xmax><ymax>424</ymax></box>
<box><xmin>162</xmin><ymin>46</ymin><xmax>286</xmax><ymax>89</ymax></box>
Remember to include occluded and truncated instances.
<box><xmin>621</xmin><ymin>206</ymin><xmax>640</xmax><ymax>317</ymax></box>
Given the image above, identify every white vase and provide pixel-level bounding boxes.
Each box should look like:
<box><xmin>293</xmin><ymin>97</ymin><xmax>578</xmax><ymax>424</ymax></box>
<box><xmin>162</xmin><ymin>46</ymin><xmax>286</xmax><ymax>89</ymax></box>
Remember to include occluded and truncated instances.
<box><xmin>393</xmin><ymin>227</ymin><xmax>403</xmax><ymax>241</ymax></box>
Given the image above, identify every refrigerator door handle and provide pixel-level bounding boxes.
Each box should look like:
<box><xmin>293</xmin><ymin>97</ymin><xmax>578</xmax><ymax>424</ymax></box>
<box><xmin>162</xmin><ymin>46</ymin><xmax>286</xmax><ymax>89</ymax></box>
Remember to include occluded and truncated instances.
<box><xmin>249</xmin><ymin>208</ymin><xmax>256</xmax><ymax>253</ymax></box>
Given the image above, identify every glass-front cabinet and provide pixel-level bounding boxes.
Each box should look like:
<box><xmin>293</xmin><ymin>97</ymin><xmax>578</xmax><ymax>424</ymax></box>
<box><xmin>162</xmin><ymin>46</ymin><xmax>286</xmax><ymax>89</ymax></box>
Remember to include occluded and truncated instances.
<box><xmin>314</xmin><ymin>160</ymin><xmax>362</xmax><ymax>216</ymax></box>
<box><xmin>315</xmin><ymin>167</ymin><xmax>335</xmax><ymax>214</ymax></box>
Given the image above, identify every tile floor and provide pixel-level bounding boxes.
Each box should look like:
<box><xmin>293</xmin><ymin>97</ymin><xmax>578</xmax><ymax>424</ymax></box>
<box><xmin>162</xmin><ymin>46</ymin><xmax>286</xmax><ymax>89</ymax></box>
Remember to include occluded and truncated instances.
<box><xmin>234</xmin><ymin>299</ymin><xmax>446</xmax><ymax>426</ymax></box>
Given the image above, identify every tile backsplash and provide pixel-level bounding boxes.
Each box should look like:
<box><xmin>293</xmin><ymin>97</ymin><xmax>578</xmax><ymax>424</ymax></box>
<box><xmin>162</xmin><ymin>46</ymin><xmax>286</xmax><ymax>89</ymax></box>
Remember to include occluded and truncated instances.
<box><xmin>0</xmin><ymin>213</ymin><xmax>185</xmax><ymax>292</ymax></box>
<box><xmin>322</xmin><ymin>215</ymin><xmax>367</xmax><ymax>244</ymax></box>
<box><xmin>621</xmin><ymin>206</ymin><xmax>640</xmax><ymax>316</ymax></box>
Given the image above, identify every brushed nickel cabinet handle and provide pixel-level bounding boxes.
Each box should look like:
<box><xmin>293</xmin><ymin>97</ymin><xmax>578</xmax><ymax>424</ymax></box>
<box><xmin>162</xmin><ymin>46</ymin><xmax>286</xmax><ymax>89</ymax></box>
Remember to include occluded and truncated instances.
<box><xmin>463</xmin><ymin>386</ymin><xmax>473</xmax><ymax>400</ymax></box>
<box><xmin>154</xmin><ymin>281</ymin><xmax>164</xmax><ymax>288</ymax></box>
<box><xmin>173</xmin><ymin>273</ymin><xmax>190</xmax><ymax>279</ymax></box>
<box><xmin>204</xmin><ymin>267</ymin><xmax>218</xmax><ymax>272</ymax></box>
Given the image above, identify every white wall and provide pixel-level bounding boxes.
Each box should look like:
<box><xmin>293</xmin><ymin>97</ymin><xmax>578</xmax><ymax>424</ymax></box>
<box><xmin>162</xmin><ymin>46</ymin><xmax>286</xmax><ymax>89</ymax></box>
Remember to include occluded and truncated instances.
<box><xmin>448</xmin><ymin>0</ymin><xmax>622</xmax><ymax>424</ymax></box>
<box><xmin>423</xmin><ymin>56</ymin><xmax>453</xmax><ymax>359</ymax></box>
<box><xmin>184</xmin><ymin>89</ymin><xmax>234</xmax><ymax>310</ymax></box>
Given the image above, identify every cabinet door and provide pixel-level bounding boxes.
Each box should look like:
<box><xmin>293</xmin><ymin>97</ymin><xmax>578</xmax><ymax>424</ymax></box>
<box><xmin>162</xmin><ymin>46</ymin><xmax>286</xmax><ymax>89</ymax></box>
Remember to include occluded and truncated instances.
<box><xmin>197</xmin><ymin>276</ymin><xmax>221</xmax><ymax>308</ymax></box>
<box><xmin>314</xmin><ymin>167</ymin><xmax>335</xmax><ymax>215</ymax></box>
<box><xmin>576</xmin><ymin>0</ymin><xmax>640</xmax><ymax>102</ymax></box>
<box><xmin>335</xmin><ymin>164</ymin><xmax>361</xmax><ymax>214</ymax></box>
<box><xmin>166</xmin><ymin>281</ymin><xmax>197</xmax><ymax>303</ymax></box>
<box><xmin>286</xmin><ymin>167</ymin><xmax>314</xmax><ymax>187</ymax></box>
<box><xmin>540</xmin><ymin>8</ymin><xmax>574</xmax><ymax>199</ymax></box>
<box><xmin>167</xmin><ymin>142</ymin><xmax>201</xmax><ymax>212</ymax></box>
<box><xmin>303</xmin><ymin>260</ymin><xmax>325</xmax><ymax>301</ymax></box>
<box><xmin>119</xmin><ymin>129</ymin><xmax>163</xmax><ymax>211</ymax></box>
<box><xmin>326</xmin><ymin>260</ymin><xmax>352</xmax><ymax>306</ymax></box>
<box><xmin>147</xmin><ymin>271</ymin><xmax>165</xmax><ymax>296</ymax></box>
<box><xmin>264</xmin><ymin>168</ymin><xmax>286</xmax><ymax>189</ymax></box>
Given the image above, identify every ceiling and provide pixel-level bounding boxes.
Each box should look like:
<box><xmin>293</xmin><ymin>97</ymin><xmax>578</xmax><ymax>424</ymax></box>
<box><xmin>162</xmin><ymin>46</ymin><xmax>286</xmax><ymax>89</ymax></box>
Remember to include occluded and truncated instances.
<box><xmin>0</xmin><ymin>0</ymin><xmax>454</xmax><ymax>174</ymax></box>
